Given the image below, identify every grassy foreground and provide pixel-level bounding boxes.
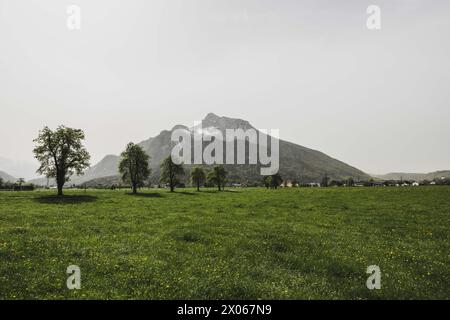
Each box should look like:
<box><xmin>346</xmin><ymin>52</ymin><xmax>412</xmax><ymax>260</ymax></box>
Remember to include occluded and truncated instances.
<box><xmin>0</xmin><ymin>187</ymin><xmax>448</xmax><ymax>299</ymax></box>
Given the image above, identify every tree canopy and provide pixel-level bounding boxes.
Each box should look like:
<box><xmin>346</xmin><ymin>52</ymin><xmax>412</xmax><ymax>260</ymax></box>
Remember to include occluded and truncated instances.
<box><xmin>160</xmin><ymin>156</ymin><xmax>185</xmax><ymax>192</ymax></box>
<box><xmin>321</xmin><ymin>174</ymin><xmax>330</xmax><ymax>188</ymax></box>
<box><xmin>33</xmin><ymin>126</ymin><xmax>90</xmax><ymax>195</ymax></box>
<box><xmin>119</xmin><ymin>143</ymin><xmax>151</xmax><ymax>194</ymax></box>
<box><xmin>207</xmin><ymin>165</ymin><xmax>227</xmax><ymax>191</ymax></box>
<box><xmin>264</xmin><ymin>173</ymin><xmax>283</xmax><ymax>189</ymax></box>
<box><xmin>190</xmin><ymin>166</ymin><xmax>206</xmax><ymax>191</ymax></box>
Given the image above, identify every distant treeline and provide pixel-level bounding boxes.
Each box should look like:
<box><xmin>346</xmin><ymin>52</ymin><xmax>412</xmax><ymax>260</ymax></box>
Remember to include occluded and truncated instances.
<box><xmin>0</xmin><ymin>180</ymin><xmax>35</xmax><ymax>191</ymax></box>
<box><xmin>4</xmin><ymin>176</ymin><xmax>450</xmax><ymax>192</ymax></box>
<box><xmin>46</xmin><ymin>176</ymin><xmax>450</xmax><ymax>190</ymax></box>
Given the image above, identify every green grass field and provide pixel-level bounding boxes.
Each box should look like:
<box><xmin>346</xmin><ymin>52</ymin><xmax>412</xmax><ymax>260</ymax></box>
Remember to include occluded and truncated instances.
<box><xmin>0</xmin><ymin>187</ymin><xmax>448</xmax><ymax>299</ymax></box>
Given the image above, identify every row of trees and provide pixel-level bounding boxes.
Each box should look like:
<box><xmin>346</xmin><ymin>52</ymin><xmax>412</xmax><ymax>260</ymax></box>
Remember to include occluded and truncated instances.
<box><xmin>191</xmin><ymin>165</ymin><xmax>227</xmax><ymax>191</ymax></box>
<box><xmin>262</xmin><ymin>174</ymin><xmax>358</xmax><ymax>189</ymax></box>
<box><xmin>0</xmin><ymin>178</ymin><xmax>34</xmax><ymax>191</ymax></box>
<box><xmin>32</xmin><ymin>126</ymin><xmax>231</xmax><ymax>196</ymax></box>
<box><xmin>320</xmin><ymin>176</ymin><xmax>355</xmax><ymax>188</ymax></box>
<box><xmin>33</xmin><ymin>125</ymin><xmax>447</xmax><ymax>195</ymax></box>
<box><xmin>119</xmin><ymin>142</ymin><xmax>228</xmax><ymax>193</ymax></box>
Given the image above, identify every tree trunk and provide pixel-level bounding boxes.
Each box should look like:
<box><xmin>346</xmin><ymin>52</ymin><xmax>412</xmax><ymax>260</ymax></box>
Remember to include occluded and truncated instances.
<box><xmin>132</xmin><ymin>184</ymin><xmax>137</xmax><ymax>194</ymax></box>
<box><xmin>57</xmin><ymin>183</ymin><xmax>63</xmax><ymax>196</ymax></box>
<box><xmin>56</xmin><ymin>170</ymin><xmax>64</xmax><ymax>196</ymax></box>
<box><xmin>169</xmin><ymin>173</ymin><xmax>174</xmax><ymax>192</ymax></box>
<box><xmin>197</xmin><ymin>181</ymin><xmax>200</xmax><ymax>192</ymax></box>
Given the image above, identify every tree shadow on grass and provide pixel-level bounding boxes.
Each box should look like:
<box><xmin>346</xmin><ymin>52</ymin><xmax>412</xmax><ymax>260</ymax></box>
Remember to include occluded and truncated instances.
<box><xmin>125</xmin><ymin>192</ymin><xmax>162</xmax><ymax>198</ymax></box>
<box><xmin>34</xmin><ymin>194</ymin><xmax>98</xmax><ymax>204</ymax></box>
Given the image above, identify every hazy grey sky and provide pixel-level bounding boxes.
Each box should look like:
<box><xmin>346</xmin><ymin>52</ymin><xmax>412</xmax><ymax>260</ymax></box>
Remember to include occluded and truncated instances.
<box><xmin>1</xmin><ymin>0</ymin><xmax>449</xmax><ymax>175</ymax></box>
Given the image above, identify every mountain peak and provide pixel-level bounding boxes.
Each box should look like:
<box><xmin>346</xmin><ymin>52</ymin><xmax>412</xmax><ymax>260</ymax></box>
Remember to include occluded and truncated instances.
<box><xmin>202</xmin><ymin>113</ymin><xmax>254</xmax><ymax>131</ymax></box>
<box><xmin>204</xmin><ymin>112</ymin><xmax>220</xmax><ymax>121</ymax></box>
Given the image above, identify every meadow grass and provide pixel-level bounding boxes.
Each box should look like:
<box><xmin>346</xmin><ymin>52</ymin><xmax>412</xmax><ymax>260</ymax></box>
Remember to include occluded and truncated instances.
<box><xmin>0</xmin><ymin>186</ymin><xmax>448</xmax><ymax>299</ymax></box>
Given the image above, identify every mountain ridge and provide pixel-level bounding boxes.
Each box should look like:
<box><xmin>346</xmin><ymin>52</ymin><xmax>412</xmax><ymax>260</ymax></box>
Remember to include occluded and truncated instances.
<box><xmin>0</xmin><ymin>170</ymin><xmax>16</xmax><ymax>182</ymax></box>
<box><xmin>0</xmin><ymin>157</ymin><xmax>38</xmax><ymax>180</ymax></box>
<box><xmin>372</xmin><ymin>171</ymin><xmax>450</xmax><ymax>181</ymax></box>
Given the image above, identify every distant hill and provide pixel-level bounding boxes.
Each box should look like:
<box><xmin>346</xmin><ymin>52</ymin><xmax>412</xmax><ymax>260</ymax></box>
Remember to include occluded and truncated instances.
<box><xmin>27</xmin><ymin>176</ymin><xmax>53</xmax><ymax>186</ymax></box>
<box><xmin>29</xmin><ymin>154</ymin><xmax>120</xmax><ymax>186</ymax></box>
<box><xmin>373</xmin><ymin>171</ymin><xmax>450</xmax><ymax>181</ymax></box>
<box><xmin>0</xmin><ymin>170</ymin><xmax>16</xmax><ymax>182</ymax></box>
<box><xmin>0</xmin><ymin>157</ymin><xmax>39</xmax><ymax>180</ymax></box>
<box><xmin>29</xmin><ymin>113</ymin><xmax>371</xmax><ymax>186</ymax></box>
<box><xmin>72</xmin><ymin>154</ymin><xmax>120</xmax><ymax>184</ymax></box>
<box><xmin>81</xmin><ymin>175</ymin><xmax>121</xmax><ymax>188</ymax></box>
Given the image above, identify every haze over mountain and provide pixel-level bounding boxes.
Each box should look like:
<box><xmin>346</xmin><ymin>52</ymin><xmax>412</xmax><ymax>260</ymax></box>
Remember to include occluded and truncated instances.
<box><xmin>28</xmin><ymin>154</ymin><xmax>120</xmax><ymax>186</ymax></box>
<box><xmin>373</xmin><ymin>171</ymin><xmax>450</xmax><ymax>182</ymax></box>
<box><xmin>0</xmin><ymin>157</ymin><xmax>39</xmax><ymax>181</ymax></box>
<box><xmin>31</xmin><ymin>113</ymin><xmax>371</xmax><ymax>186</ymax></box>
<box><xmin>0</xmin><ymin>170</ymin><xmax>16</xmax><ymax>182</ymax></box>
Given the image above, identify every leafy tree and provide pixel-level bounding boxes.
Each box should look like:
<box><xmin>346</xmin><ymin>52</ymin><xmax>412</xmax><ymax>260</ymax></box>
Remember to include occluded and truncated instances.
<box><xmin>347</xmin><ymin>177</ymin><xmax>354</xmax><ymax>187</ymax></box>
<box><xmin>16</xmin><ymin>178</ymin><xmax>25</xmax><ymax>191</ymax></box>
<box><xmin>190</xmin><ymin>166</ymin><xmax>206</xmax><ymax>191</ymax></box>
<box><xmin>0</xmin><ymin>177</ymin><xmax>3</xmax><ymax>189</ymax></box>
<box><xmin>329</xmin><ymin>180</ymin><xmax>343</xmax><ymax>187</ymax></box>
<box><xmin>160</xmin><ymin>156</ymin><xmax>185</xmax><ymax>192</ymax></box>
<box><xmin>321</xmin><ymin>174</ymin><xmax>329</xmax><ymax>188</ymax></box>
<box><xmin>268</xmin><ymin>173</ymin><xmax>283</xmax><ymax>189</ymax></box>
<box><xmin>119</xmin><ymin>142</ymin><xmax>151</xmax><ymax>194</ymax></box>
<box><xmin>33</xmin><ymin>126</ymin><xmax>90</xmax><ymax>196</ymax></box>
<box><xmin>207</xmin><ymin>165</ymin><xmax>227</xmax><ymax>191</ymax></box>
<box><xmin>263</xmin><ymin>176</ymin><xmax>271</xmax><ymax>189</ymax></box>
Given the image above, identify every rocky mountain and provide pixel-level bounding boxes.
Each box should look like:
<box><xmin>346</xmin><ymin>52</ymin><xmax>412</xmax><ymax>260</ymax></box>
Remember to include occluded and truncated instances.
<box><xmin>0</xmin><ymin>170</ymin><xmax>16</xmax><ymax>182</ymax></box>
<box><xmin>73</xmin><ymin>154</ymin><xmax>120</xmax><ymax>183</ymax></box>
<box><xmin>31</xmin><ymin>113</ymin><xmax>371</xmax><ymax>186</ymax></box>
<box><xmin>134</xmin><ymin>113</ymin><xmax>371</xmax><ymax>184</ymax></box>
<box><xmin>373</xmin><ymin>171</ymin><xmax>450</xmax><ymax>181</ymax></box>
